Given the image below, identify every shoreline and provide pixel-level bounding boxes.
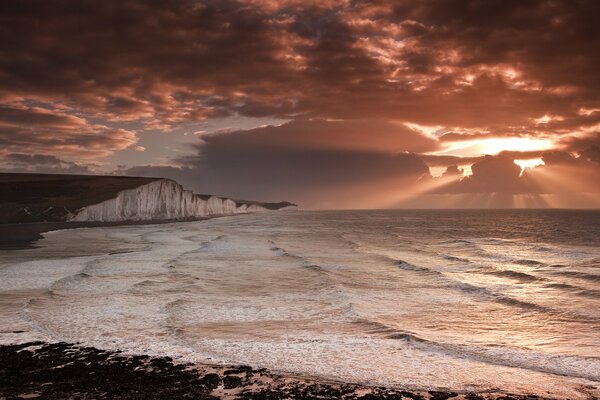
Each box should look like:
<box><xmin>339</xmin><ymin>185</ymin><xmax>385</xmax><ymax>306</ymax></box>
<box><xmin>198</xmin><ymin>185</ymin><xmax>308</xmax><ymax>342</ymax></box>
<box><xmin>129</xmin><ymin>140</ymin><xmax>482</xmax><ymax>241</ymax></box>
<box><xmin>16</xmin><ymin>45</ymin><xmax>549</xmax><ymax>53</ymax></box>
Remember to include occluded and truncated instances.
<box><xmin>0</xmin><ymin>341</ymin><xmax>554</xmax><ymax>400</ymax></box>
<box><xmin>0</xmin><ymin>218</ymin><xmax>212</xmax><ymax>250</ymax></box>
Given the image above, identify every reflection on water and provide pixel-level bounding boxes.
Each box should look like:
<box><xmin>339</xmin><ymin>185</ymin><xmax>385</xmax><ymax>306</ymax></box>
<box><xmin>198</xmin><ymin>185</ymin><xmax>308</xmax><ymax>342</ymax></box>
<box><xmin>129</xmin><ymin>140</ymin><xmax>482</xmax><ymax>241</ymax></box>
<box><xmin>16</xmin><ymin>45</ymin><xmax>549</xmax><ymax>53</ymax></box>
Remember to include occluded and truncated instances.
<box><xmin>1</xmin><ymin>210</ymin><xmax>599</xmax><ymax>398</ymax></box>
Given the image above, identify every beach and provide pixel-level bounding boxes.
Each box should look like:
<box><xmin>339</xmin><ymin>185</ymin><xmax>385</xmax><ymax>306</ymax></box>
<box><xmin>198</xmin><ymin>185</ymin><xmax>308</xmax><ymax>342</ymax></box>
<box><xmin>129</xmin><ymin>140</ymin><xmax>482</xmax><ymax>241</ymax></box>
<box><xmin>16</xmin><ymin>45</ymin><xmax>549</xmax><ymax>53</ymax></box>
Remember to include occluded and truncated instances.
<box><xmin>1</xmin><ymin>341</ymin><xmax>553</xmax><ymax>399</ymax></box>
<box><xmin>1</xmin><ymin>211</ymin><xmax>599</xmax><ymax>399</ymax></box>
<box><xmin>0</xmin><ymin>218</ymin><xmax>210</xmax><ymax>251</ymax></box>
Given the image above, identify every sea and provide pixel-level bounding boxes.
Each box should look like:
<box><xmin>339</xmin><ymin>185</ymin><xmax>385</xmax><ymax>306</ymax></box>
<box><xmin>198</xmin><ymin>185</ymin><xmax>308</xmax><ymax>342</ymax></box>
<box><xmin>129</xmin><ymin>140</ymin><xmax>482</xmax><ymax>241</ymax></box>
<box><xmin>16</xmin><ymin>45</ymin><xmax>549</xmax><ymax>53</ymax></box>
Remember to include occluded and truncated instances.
<box><xmin>1</xmin><ymin>210</ymin><xmax>599</xmax><ymax>398</ymax></box>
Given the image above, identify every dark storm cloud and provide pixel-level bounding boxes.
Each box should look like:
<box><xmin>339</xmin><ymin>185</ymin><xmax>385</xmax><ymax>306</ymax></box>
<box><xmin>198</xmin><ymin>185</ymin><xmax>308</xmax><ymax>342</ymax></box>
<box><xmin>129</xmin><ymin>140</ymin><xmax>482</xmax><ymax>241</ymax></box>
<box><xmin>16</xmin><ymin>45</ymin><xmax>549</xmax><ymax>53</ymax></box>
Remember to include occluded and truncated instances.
<box><xmin>125</xmin><ymin>149</ymin><xmax>429</xmax><ymax>208</ymax></box>
<box><xmin>117</xmin><ymin>118</ymin><xmax>600</xmax><ymax>205</ymax></box>
<box><xmin>0</xmin><ymin>0</ymin><xmax>298</xmax><ymax>121</ymax></box>
<box><xmin>542</xmin><ymin>150</ymin><xmax>579</xmax><ymax>166</ymax></box>
<box><xmin>123</xmin><ymin>120</ymin><xmax>430</xmax><ymax>207</ymax></box>
<box><xmin>442</xmin><ymin>165</ymin><xmax>464</xmax><ymax>177</ymax></box>
<box><xmin>435</xmin><ymin>155</ymin><xmax>528</xmax><ymax>193</ymax></box>
<box><xmin>580</xmin><ymin>145</ymin><xmax>600</xmax><ymax>164</ymax></box>
<box><xmin>431</xmin><ymin>148</ymin><xmax>600</xmax><ymax>195</ymax></box>
<box><xmin>1</xmin><ymin>1</ymin><xmax>599</xmax><ymax>139</ymax></box>
<box><xmin>195</xmin><ymin>119</ymin><xmax>439</xmax><ymax>153</ymax></box>
<box><xmin>0</xmin><ymin>105</ymin><xmax>137</xmax><ymax>157</ymax></box>
<box><xmin>560</xmin><ymin>132</ymin><xmax>600</xmax><ymax>154</ymax></box>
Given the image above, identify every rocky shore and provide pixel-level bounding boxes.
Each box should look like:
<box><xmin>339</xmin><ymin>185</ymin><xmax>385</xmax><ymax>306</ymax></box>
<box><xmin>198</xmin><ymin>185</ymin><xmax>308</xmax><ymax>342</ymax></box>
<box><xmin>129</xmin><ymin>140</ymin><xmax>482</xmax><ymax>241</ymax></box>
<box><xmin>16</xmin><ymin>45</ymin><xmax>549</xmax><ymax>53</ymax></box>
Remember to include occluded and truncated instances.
<box><xmin>0</xmin><ymin>342</ymin><xmax>550</xmax><ymax>400</ymax></box>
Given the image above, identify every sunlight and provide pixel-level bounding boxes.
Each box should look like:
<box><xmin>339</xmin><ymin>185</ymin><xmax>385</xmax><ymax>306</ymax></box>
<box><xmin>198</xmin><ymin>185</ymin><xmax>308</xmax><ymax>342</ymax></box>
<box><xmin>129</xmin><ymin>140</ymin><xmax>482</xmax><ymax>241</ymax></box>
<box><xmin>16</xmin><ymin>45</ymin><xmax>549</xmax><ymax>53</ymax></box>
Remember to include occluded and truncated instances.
<box><xmin>515</xmin><ymin>158</ymin><xmax>544</xmax><ymax>171</ymax></box>
<box><xmin>478</xmin><ymin>137</ymin><xmax>553</xmax><ymax>154</ymax></box>
<box><xmin>461</xmin><ymin>164</ymin><xmax>473</xmax><ymax>176</ymax></box>
<box><xmin>404</xmin><ymin>122</ymin><xmax>445</xmax><ymax>138</ymax></box>
<box><xmin>440</xmin><ymin>137</ymin><xmax>554</xmax><ymax>157</ymax></box>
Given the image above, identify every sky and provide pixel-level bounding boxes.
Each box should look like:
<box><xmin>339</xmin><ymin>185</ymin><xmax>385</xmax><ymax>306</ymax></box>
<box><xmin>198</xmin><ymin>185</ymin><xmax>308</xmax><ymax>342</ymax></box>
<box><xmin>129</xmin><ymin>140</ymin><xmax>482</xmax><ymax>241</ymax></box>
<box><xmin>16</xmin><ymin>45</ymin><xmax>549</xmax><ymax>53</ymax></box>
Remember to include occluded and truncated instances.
<box><xmin>1</xmin><ymin>0</ymin><xmax>599</xmax><ymax>208</ymax></box>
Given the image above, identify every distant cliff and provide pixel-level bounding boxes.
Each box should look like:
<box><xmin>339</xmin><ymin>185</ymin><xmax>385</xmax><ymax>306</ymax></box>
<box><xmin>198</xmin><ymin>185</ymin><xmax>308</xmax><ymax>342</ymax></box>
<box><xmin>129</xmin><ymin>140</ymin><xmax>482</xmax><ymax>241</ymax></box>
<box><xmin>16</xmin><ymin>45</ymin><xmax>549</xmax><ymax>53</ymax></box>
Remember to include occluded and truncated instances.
<box><xmin>70</xmin><ymin>178</ymin><xmax>297</xmax><ymax>222</ymax></box>
<box><xmin>0</xmin><ymin>173</ymin><xmax>296</xmax><ymax>223</ymax></box>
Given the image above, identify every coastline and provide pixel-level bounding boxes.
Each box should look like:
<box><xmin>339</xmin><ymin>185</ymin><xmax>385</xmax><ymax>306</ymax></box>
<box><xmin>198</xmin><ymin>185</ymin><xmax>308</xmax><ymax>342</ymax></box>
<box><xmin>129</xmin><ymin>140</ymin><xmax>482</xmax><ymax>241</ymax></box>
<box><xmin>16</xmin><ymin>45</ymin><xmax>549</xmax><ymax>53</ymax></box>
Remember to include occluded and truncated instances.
<box><xmin>0</xmin><ymin>341</ymin><xmax>553</xmax><ymax>400</ymax></box>
<box><xmin>0</xmin><ymin>218</ymin><xmax>211</xmax><ymax>250</ymax></box>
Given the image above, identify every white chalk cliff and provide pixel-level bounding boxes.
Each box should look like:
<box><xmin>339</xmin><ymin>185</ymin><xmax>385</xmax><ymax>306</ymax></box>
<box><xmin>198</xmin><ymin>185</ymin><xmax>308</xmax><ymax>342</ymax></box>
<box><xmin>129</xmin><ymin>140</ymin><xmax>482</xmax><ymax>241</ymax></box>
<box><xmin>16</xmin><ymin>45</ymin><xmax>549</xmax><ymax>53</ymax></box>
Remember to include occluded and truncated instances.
<box><xmin>69</xmin><ymin>178</ymin><xmax>296</xmax><ymax>222</ymax></box>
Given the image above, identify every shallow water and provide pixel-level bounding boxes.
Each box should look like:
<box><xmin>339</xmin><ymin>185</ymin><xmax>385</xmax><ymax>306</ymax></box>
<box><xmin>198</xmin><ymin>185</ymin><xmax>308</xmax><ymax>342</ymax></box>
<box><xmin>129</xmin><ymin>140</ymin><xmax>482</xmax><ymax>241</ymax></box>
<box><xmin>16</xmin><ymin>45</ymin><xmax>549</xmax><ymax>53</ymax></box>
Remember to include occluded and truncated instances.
<box><xmin>1</xmin><ymin>210</ymin><xmax>599</xmax><ymax>398</ymax></box>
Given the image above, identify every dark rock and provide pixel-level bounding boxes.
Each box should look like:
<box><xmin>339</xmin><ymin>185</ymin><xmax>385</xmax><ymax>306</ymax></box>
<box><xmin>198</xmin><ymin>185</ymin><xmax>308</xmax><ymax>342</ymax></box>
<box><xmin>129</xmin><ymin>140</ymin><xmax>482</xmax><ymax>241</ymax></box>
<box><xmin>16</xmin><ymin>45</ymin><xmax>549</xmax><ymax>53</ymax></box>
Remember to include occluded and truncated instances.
<box><xmin>224</xmin><ymin>365</ymin><xmax>253</xmax><ymax>375</ymax></box>
<box><xmin>224</xmin><ymin>375</ymin><xmax>244</xmax><ymax>389</ymax></box>
<box><xmin>400</xmin><ymin>391</ymin><xmax>425</xmax><ymax>400</ymax></box>
<box><xmin>0</xmin><ymin>342</ymin><xmax>214</xmax><ymax>399</ymax></box>
<box><xmin>465</xmin><ymin>393</ymin><xmax>485</xmax><ymax>400</ymax></box>
<box><xmin>199</xmin><ymin>373</ymin><xmax>221</xmax><ymax>390</ymax></box>
<box><xmin>429</xmin><ymin>391</ymin><xmax>459</xmax><ymax>400</ymax></box>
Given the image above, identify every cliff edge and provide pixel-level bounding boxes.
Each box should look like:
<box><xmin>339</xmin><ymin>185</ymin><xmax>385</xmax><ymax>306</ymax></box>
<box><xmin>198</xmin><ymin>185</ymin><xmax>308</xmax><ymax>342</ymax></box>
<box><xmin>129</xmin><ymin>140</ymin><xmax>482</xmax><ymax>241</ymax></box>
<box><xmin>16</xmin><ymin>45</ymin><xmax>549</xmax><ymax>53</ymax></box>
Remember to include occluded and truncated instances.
<box><xmin>0</xmin><ymin>173</ymin><xmax>296</xmax><ymax>223</ymax></box>
<box><xmin>70</xmin><ymin>178</ymin><xmax>297</xmax><ymax>222</ymax></box>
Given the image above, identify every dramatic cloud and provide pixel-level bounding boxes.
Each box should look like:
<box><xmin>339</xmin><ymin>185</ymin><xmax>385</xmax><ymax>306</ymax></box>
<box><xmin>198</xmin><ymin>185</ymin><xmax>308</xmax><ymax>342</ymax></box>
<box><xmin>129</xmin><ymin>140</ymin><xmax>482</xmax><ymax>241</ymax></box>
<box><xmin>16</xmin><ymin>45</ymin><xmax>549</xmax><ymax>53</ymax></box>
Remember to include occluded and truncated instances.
<box><xmin>434</xmin><ymin>155</ymin><xmax>529</xmax><ymax>193</ymax></box>
<box><xmin>124</xmin><ymin>120</ymin><xmax>431</xmax><ymax>208</ymax></box>
<box><xmin>0</xmin><ymin>105</ymin><xmax>137</xmax><ymax>158</ymax></box>
<box><xmin>0</xmin><ymin>0</ymin><xmax>598</xmax><ymax>207</ymax></box>
<box><xmin>431</xmin><ymin>151</ymin><xmax>600</xmax><ymax>196</ymax></box>
<box><xmin>442</xmin><ymin>165</ymin><xmax>464</xmax><ymax>177</ymax></box>
<box><xmin>195</xmin><ymin>119</ymin><xmax>439</xmax><ymax>153</ymax></box>
<box><xmin>0</xmin><ymin>153</ymin><xmax>92</xmax><ymax>174</ymax></box>
<box><xmin>2</xmin><ymin>1</ymin><xmax>599</xmax><ymax>126</ymax></box>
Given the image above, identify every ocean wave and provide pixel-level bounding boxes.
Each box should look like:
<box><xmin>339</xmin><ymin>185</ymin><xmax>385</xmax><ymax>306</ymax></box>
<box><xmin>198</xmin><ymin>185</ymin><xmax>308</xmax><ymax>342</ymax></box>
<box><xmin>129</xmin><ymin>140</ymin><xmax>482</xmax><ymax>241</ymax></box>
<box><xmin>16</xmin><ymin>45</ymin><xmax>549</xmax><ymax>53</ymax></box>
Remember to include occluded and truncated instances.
<box><xmin>476</xmin><ymin>238</ymin><xmax>516</xmax><ymax>245</ymax></box>
<box><xmin>336</xmin><ymin>233</ymin><xmax>361</xmax><ymax>250</ymax></box>
<box><xmin>180</xmin><ymin>234</ymin><xmax>228</xmax><ymax>255</ymax></box>
<box><xmin>452</xmin><ymin>282</ymin><xmax>552</xmax><ymax>313</ymax></box>
<box><xmin>438</xmin><ymin>239</ymin><xmax>475</xmax><ymax>245</ymax></box>
<box><xmin>544</xmin><ymin>283</ymin><xmax>600</xmax><ymax>299</ymax></box>
<box><xmin>390</xmin><ymin>258</ymin><xmax>561</xmax><ymax>314</ymax></box>
<box><xmin>409</xmin><ymin>333</ymin><xmax>600</xmax><ymax>382</ymax></box>
<box><xmin>549</xmin><ymin>271</ymin><xmax>600</xmax><ymax>283</ymax></box>
<box><xmin>349</xmin><ymin>248</ymin><xmax>596</xmax><ymax>321</ymax></box>
<box><xmin>577</xmin><ymin>258</ymin><xmax>600</xmax><ymax>269</ymax></box>
<box><xmin>301</xmin><ymin>263</ymin><xmax>328</xmax><ymax>273</ymax></box>
<box><xmin>442</xmin><ymin>255</ymin><xmax>470</xmax><ymax>263</ymax></box>
<box><xmin>512</xmin><ymin>259</ymin><xmax>545</xmax><ymax>266</ymax></box>
<box><xmin>353</xmin><ymin>319</ymin><xmax>424</xmax><ymax>341</ymax></box>
<box><xmin>356</xmin><ymin>319</ymin><xmax>600</xmax><ymax>382</ymax></box>
<box><xmin>48</xmin><ymin>272</ymin><xmax>93</xmax><ymax>294</ymax></box>
<box><xmin>107</xmin><ymin>250</ymin><xmax>136</xmax><ymax>255</ymax></box>
<box><xmin>485</xmin><ymin>269</ymin><xmax>542</xmax><ymax>282</ymax></box>
<box><xmin>395</xmin><ymin>260</ymin><xmax>441</xmax><ymax>275</ymax></box>
<box><xmin>269</xmin><ymin>245</ymin><xmax>303</xmax><ymax>260</ymax></box>
<box><xmin>20</xmin><ymin>295</ymin><xmax>53</xmax><ymax>335</ymax></box>
<box><xmin>131</xmin><ymin>279</ymin><xmax>162</xmax><ymax>289</ymax></box>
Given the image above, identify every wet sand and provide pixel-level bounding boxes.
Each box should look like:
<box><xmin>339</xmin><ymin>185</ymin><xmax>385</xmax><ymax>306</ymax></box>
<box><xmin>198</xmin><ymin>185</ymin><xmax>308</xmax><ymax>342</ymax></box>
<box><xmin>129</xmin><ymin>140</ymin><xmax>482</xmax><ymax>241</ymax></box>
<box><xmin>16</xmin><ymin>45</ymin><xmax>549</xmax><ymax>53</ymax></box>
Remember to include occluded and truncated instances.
<box><xmin>0</xmin><ymin>219</ymin><xmax>209</xmax><ymax>250</ymax></box>
<box><xmin>0</xmin><ymin>342</ymin><xmax>553</xmax><ymax>400</ymax></box>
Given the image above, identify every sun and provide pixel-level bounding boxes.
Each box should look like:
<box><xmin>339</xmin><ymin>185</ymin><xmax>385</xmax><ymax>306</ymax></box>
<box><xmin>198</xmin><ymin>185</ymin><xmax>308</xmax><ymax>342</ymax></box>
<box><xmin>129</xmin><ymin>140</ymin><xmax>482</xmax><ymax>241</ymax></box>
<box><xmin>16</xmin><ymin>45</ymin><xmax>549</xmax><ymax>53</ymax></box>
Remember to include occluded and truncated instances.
<box><xmin>477</xmin><ymin>137</ymin><xmax>554</xmax><ymax>154</ymax></box>
<box><xmin>439</xmin><ymin>137</ymin><xmax>555</xmax><ymax>157</ymax></box>
<box><xmin>514</xmin><ymin>158</ymin><xmax>545</xmax><ymax>171</ymax></box>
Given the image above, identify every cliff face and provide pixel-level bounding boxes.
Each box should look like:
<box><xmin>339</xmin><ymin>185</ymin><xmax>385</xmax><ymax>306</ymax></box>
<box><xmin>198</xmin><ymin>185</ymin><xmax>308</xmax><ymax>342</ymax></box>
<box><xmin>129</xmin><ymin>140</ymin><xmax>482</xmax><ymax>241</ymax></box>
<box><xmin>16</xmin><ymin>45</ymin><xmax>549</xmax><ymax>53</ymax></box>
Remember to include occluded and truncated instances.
<box><xmin>0</xmin><ymin>173</ymin><xmax>162</xmax><ymax>223</ymax></box>
<box><xmin>69</xmin><ymin>179</ymin><xmax>296</xmax><ymax>222</ymax></box>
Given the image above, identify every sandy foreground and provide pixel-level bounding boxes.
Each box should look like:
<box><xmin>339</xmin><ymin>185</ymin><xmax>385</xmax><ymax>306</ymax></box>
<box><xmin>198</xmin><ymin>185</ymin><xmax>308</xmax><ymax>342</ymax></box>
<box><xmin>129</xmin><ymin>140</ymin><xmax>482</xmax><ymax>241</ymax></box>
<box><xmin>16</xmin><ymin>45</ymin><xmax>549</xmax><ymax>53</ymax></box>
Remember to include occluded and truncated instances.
<box><xmin>0</xmin><ymin>341</ymin><xmax>560</xmax><ymax>400</ymax></box>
